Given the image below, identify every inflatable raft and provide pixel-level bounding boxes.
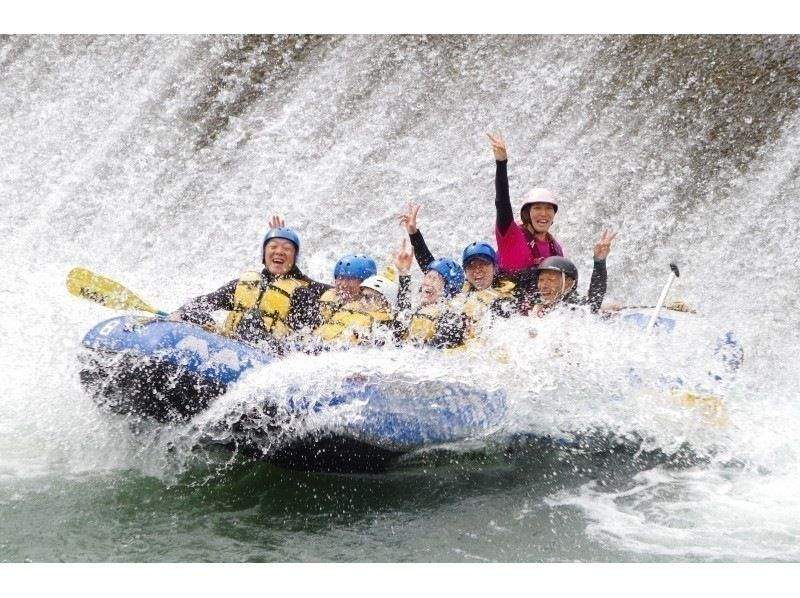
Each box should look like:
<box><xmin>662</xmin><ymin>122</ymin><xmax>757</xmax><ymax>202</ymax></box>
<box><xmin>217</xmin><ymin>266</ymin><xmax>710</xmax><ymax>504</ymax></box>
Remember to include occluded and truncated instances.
<box><xmin>618</xmin><ymin>306</ymin><xmax>744</xmax><ymax>374</ymax></box>
<box><xmin>79</xmin><ymin>307</ymin><xmax>741</xmax><ymax>472</ymax></box>
<box><xmin>79</xmin><ymin>316</ymin><xmax>507</xmax><ymax>472</ymax></box>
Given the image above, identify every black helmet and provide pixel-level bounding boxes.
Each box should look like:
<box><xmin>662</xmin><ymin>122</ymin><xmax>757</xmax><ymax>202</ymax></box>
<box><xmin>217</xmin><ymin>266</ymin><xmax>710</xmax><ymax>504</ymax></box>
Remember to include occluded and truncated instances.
<box><xmin>538</xmin><ymin>256</ymin><xmax>578</xmax><ymax>283</ymax></box>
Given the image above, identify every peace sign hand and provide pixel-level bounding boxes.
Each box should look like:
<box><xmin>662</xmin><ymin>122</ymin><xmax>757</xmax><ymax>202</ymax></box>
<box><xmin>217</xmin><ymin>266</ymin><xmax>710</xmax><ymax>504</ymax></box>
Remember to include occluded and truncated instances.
<box><xmin>393</xmin><ymin>238</ymin><xmax>414</xmax><ymax>275</ymax></box>
<box><xmin>397</xmin><ymin>201</ymin><xmax>422</xmax><ymax>235</ymax></box>
<box><xmin>593</xmin><ymin>228</ymin><xmax>619</xmax><ymax>261</ymax></box>
<box><xmin>486</xmin><ymin>130</ymin><xmax>507</xmax><ymax>161</ymax></box>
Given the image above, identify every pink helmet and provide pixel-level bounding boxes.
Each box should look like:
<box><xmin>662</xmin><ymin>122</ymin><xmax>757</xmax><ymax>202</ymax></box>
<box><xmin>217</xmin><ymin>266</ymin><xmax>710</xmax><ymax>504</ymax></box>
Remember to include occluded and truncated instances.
<box><xmin>520</xmin><ymin>188</ymin><xmax>559</xmax><ymax>224</ymax></box>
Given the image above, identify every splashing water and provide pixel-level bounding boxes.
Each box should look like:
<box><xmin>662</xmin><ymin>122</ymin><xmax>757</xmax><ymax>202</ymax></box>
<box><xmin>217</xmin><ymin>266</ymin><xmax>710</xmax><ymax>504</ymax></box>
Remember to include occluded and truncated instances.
<box><xmin>1</xmin><ymin>34</ymin><xmax>799</xmax><ymax>562</ymax></box>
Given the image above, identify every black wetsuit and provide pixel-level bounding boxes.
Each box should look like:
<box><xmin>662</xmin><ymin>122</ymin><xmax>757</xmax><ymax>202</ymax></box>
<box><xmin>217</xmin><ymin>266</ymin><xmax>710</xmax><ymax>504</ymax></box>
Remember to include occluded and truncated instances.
<box><xmin>407</xmin><ymin>229</ymin><xmax>436</xmax><ymax>272</ymax></box>
<box><xmin>494</xmin><ymin>159</ymin><xmax>514</xmax><ymax>236</ymax></box>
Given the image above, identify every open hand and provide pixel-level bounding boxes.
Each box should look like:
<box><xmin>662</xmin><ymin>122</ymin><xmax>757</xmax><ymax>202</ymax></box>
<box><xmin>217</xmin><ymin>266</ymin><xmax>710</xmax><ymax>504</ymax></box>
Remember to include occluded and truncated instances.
<box><xmin>600</xmin><ymin>302</ymin><xmax>624</xmax><ymax>314</ymax></box>
<box><xmin>269</xmin><ymin>214</ymin><xmax>285</xmax><ymax>229</ymax></box>
<box><xmin>486</xmin><ymin>130</ymin><xmax>507</xmax><ymax>161</ymax></box>
<box><xmin>392</xmin><ymin>238</ymin><xmax>414</xmax><ymax>275</ymax></box>
<box><xmin>397</xmin><ymin>201</ymin><xmax>422</xmax><ymax>236</ymax></box>
<box><xmin>593</xmin><ymin>228</ymin><xmax>618</xmax><ymax>261</ymax></box>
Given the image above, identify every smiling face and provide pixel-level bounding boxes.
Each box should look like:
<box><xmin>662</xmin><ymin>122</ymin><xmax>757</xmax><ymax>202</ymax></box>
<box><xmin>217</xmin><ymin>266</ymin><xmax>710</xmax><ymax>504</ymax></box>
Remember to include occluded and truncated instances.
<box><xmin>359</xmin><ymin>287</ymin><xmax>389</xmax><ymax>311</ymax></box>
<box><xmin>263</xmin><ymin>238</ymin><xmax>297</xmax><ymax>276</ymax></box>
<box><xmin>419</xmin><ymin>270</ymin><xmax>446</xmax><ymax>305</ymax></box>
<box><xmin>536</xmin><ymin>269</ymin><xmax>575</xmax><ymax>305</ymax></box>
<box><xmin>335</xmin><ymin>276</ymin><xmax>363</xmax><ymax>302</ymax></box>
<box><xmin>527</xmin><ymin>203</ymin><xmax>556</xmax><ymax>235</ymax></box>
<box><xmin>464</xmin><ymin>257</ymin><xmax>495</xmax><ymax>290</ymax></box>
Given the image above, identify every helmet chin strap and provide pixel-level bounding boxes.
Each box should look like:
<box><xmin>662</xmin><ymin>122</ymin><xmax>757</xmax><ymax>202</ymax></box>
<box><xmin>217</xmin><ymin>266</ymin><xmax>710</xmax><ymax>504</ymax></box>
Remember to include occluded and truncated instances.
<box><xmin>546</xmin><ymin>272</ymin><xmax>568</xmax><ymax>306</ymax></box>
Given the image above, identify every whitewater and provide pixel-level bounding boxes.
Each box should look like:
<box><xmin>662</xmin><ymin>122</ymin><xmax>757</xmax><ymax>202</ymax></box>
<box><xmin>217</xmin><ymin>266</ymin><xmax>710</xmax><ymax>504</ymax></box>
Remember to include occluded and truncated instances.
<box><xmin>1</xmin><ymin>35</ymin><xmax>799</xmax><ymax>562</ymax></box>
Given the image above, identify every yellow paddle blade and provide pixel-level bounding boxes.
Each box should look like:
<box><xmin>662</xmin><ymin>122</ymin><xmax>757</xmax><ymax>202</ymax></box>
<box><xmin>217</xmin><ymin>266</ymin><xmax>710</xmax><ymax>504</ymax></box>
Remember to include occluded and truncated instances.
<box><xmin>66</xmin><ymin>267</ymin><xmax>164</xmax><ymax>315</ymax></box>
<box><xmin>670</xmin><ymin>390</ymin><xmax>729</xmax><ymax>428</ymax></box>
<box><xmin>380</xmin><ymin>266</ymin><xmax>397</xmax><ymax>282</ymax></box>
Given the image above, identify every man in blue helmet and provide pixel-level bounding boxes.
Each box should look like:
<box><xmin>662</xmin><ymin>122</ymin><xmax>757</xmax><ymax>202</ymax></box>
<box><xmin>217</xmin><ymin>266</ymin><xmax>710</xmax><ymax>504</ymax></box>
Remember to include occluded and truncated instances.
<box><xmin>452</xmin><ymin>240</ymin><xmax>523</xmax><ymax>340</ymax></box>
<box><xmin>459</xmin><ymin>241</ymin><xmax>519</xmax><ymax>316</ymax></box>
<box><xmin>318</xmin><ymin>254</ymin><xmax>378</xmax><ymax>324</ymax></box>
<box><xmin>393</xmin><ymin>241</ymin><xmax>467</xmax><ymax>349</ymax></box>
<box><xmin>171</xmin><ymin>216</ymin><xmax>329</xmax><ymax>351</ymax></box>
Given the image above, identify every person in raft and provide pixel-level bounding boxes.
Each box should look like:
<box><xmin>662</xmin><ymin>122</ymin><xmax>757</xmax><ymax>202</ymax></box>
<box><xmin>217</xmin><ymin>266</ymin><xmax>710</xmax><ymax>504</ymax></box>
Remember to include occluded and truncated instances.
<box><xmin>312</xmin><ymin>261</ymin><xmax>409</xmax><ymax>347</ymax></box>
<box><xmin>171</xmin><ymin>215</ymin><xmax>329</xmax><ymax>352</ymax></box>
<box><xmin>486</xmin><ymin>130</ymin><xmax>618</xmax><ymax>307</ymax></box>
<box><xmin>393</xmin><ymin>240</ymin><xmax>467</xmax><ymax>349</ymax></box>
<box><xmin>531</xmin><ymin>256</ymin><xmax>607</xmax><ymax>317</ymax></box>
<box><xmin>318</xmin><ymin>254</ymin><xmax>378</xmax><ymax>324</ymax></box>
<box><xmin>486</xmin><ymin>131</ymin><xmax>564</xmax><ymax>277</ymax></box>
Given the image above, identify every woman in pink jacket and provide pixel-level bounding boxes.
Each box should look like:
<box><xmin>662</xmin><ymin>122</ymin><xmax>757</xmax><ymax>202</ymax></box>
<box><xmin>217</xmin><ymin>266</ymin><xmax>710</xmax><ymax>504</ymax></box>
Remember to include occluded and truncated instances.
<box><xmin>486</xmin><ymin>130</ymin><xmax>617</xmax><ymax>305</ymax></box>
<box><xmin>486</xmin><ymin>130</ymin><xmax>564</xmax><ymax>272</ymax></box>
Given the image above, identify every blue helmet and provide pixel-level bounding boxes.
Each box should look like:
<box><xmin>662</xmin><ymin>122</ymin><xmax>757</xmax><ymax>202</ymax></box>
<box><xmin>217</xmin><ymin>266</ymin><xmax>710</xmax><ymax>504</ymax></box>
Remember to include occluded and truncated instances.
<box><xmin>262</xmin><ymin>227</ymin><xmax>300</xmax><ymax>258</ymax></box>
<box><xmin>334</xmin><ymin>254</ymin><xmax>377</xmax><ymax>281</ymax></box>
<box><xmin>462</xmin><ymin>241</ymin><xmax>498</xmax><ymax>268</ymax></box>
<box><xmin>427</xmin><ymin>257</ymin><xmax>465</xmax><ymax>296</ymax></box>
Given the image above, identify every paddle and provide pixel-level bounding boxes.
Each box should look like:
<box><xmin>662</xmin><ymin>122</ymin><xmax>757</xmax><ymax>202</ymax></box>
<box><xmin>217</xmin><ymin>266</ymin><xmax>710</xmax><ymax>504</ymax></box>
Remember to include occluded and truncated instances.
<box><xmin>645</xmin><ymin>263</ymin><xmax>680</xmax><ymax>334</ymax></box>
<box><xmin>669</xmin><ymin>389</ymin><xmax>728</xmax><ymax>428</ymax></box>
<box><xmin>66</xmin><ymin>267</ymin><xmax>169</xmax><ymax>316</ymax></box>
<box><xmin>639</xmin><ymin>263</ymin><xmax>725</xmax><ymax>421</ymax></box>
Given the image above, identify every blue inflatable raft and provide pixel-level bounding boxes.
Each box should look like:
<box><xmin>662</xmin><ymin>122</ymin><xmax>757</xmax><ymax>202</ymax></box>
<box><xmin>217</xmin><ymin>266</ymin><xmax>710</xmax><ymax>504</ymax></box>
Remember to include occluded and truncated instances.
<box><xmin>79</xmin><ymin>309</ymin><xmax>741</xmax><ymax>472</ymax></box>
<box><xmin>79</xmin><ymin>316</ymin><xmax>507</xmax><ymax>472</ymax></box>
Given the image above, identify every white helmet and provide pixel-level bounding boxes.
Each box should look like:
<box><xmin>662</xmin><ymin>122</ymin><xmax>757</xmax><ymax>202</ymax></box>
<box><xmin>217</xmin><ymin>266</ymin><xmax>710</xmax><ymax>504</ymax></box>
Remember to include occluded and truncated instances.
<box><xmin>520</xmin><ymin>187</ymin><xmax>559</xmax><ymax>224</ymax></box>
<box><xmin>360</xmin><ymin>275</ymin><xmax>399</xmax><ymax>308</ymax></box>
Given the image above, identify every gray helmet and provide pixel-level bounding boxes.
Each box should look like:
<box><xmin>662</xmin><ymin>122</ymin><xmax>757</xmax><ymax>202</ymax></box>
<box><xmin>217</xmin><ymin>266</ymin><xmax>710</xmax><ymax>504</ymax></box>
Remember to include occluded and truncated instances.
<box><xmin>538</xmin><ymin>256</ymin><xmax>578</xmax><ymax>283</ymax></box>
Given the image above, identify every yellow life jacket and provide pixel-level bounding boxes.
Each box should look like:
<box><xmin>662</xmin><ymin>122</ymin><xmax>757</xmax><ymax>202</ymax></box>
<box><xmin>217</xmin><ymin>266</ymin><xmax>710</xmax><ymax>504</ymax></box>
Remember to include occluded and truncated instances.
<box><xmin>406</xmin><ymin>303</ymin><xmax>445</xmax><ymax>344</ymax></box>
<box><xmin>460</xmin><ymin>278</ymin><xmax>517</xmax><ymax>339</ymax></box>
<box><xmin>313</xmin><ymin>300</ymin><xmax>392</xmax><ymax>344</ymax></box>
<box><xmin>318</xmin><ymin>288</ymin><xmax>343</xmax><ymax>324</ymax></box>
<box><xmin>461</xmin><ymin>278</ymin><xmax>515</xmax><ymax>311</ymax></box>
<box><xmin>222</xmin><ymin>270</ymin><xmax>309</xmax><ymax>340</ymax></box>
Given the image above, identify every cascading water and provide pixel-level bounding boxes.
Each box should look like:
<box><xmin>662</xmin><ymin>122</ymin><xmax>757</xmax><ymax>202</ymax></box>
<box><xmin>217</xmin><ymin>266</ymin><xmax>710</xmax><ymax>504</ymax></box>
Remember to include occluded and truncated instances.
<box><xmin>1</xmin><ymin>34</ymin><xmax>799</xmax><ymax>562</ymax></box>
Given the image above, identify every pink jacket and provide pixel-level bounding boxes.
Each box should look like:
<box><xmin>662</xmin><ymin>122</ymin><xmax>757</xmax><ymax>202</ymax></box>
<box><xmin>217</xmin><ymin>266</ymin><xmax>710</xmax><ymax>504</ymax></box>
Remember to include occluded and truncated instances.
<box><xmin>496</xmin><ymin>221</ymin><xmax>564</xmax><ymax>272</ymax></box>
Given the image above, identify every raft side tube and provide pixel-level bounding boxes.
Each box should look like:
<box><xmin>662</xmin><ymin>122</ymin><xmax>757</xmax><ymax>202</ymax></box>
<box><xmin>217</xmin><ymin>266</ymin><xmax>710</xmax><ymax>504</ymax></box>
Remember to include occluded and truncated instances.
<box><xmin>79</xmin><ymin>316</ymin><xmax>274</xmax><ymax>421</ymax></box>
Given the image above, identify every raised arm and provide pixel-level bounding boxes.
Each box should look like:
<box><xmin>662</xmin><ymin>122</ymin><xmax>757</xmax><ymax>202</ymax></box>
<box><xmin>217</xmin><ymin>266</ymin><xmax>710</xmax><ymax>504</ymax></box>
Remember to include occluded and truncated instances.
<box><xmin>398</xmin><ymin>201</ymin><xmax>435</xmax><ymax>271</ymax></box>
<box><xmin>593</xmin><ymin>228</ymin><xmax>617</xmax><ymax>262</ymax></box>
<box><xmin>586</xmin><ymin>229</ymin><xmax>618</xmax><ymax>313</ymax></box>
<box><xmin>487</xmin><ymin>131</ymin><xmax>513</xmax><ymax>234</ymax></box>
<box><xmin>393</xmin><ymin>238</ymin><xmax>415</xmax><ymax>313</ymax></box>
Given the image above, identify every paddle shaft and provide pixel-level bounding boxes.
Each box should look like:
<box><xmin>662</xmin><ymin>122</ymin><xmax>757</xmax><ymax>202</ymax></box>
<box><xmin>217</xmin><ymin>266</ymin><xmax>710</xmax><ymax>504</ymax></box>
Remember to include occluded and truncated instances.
<box><xmin>645</xmin><ymin>263</ymin><xmax>680</xmax><ymax>334</ymax></box>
